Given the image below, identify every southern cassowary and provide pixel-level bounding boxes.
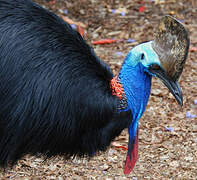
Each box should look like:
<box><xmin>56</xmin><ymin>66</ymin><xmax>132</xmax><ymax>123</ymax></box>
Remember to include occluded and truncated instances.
<box><xmin>0</xmin><ymin>0</ymin><xmax>189</xmax><ymax>174</ymax></box>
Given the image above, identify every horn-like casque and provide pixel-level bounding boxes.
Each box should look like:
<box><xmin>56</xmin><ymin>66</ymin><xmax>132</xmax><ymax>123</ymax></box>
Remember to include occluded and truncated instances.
<box><xmin>152</xmin><ymin>15</ymin><xmax>190</xmax><ymax>81</ymax></box>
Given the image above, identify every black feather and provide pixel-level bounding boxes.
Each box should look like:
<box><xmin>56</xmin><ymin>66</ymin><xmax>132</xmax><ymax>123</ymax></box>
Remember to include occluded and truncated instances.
<box><xmin>0</xmin><ymin>0</ymin><xmax>131</xmax><ymax>167</ymax></box>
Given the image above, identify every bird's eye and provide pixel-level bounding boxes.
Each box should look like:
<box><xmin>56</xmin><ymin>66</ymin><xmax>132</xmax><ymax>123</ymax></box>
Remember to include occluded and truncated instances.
<box><xmin>141</xmin><ymin>53</ymin><xmax>145</xmax><ymax>60</ymax></box>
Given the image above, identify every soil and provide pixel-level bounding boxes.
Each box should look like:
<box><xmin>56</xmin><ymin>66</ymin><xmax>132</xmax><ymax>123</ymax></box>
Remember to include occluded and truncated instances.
<box><xmin>0</xmin><ymin>0</ymin><xmax>196</xmax><ymax>179</ymax></box>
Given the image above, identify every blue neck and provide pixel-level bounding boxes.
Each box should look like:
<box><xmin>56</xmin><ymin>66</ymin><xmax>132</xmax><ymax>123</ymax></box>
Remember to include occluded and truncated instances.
<box><xmin>119</xmin><ymin>62</ymin><xmax>152</xmax><ymax>138</ymax></box>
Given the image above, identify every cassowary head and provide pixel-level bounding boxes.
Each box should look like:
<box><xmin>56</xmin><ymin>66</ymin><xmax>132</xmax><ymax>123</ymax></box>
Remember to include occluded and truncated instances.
<box><xmin>120</xmin><ymin>16</ymin><xmax>189</xmax><ymax>174</ymax></box>
<box><xmin>123</xmin><ymin>16</ymin><xmax>189</xmax><ymax>106</ymax></box>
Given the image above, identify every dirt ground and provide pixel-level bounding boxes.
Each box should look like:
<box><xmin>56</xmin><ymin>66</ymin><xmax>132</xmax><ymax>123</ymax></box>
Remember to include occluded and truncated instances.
<box><xmin>0</xmin><ymin>0</ymin><xmax>197</xmax><ymax>179</ymax></box>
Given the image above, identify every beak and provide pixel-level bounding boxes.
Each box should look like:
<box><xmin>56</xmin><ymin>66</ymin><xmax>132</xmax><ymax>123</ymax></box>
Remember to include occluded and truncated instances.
<box><xmin>149</xmin><ymin>15</ymin><xmax>189</xmax><ymax>106</ymax></box>
<box><xmin>149</xmin><ymin>67</ymin><xmax>183</xmax><ymax>106</ymax></box>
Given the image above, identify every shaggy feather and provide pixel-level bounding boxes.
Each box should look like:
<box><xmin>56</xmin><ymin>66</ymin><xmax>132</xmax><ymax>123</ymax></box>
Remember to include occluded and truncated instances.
<box><xmin>0</xmin><ymin>0</ymin><xmax>131</xmax><ymax>167</ymax></box>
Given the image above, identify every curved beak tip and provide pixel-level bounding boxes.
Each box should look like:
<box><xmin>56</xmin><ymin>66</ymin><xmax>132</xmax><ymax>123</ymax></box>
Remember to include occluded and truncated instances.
<box><xmin>166</xmin><ymin>81</ymin><xmax>183</xmax><ymax>106</ymax></box>
<box><xmin>173</xmin><ymin>82</ymin><xmax>183</xmax><ymax>106</ymax></box>
<box><xmin>176</xmin><ymin>95</ymin><xmax>183</xmax><ymax>106</ymax></box>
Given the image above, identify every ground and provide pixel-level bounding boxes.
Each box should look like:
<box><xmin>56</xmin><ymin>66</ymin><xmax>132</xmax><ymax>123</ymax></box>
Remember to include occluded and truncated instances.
<box><xmin>0</xmin><ymin>0</ymin><xmax>197</xmax><ymax>179</ymax></box>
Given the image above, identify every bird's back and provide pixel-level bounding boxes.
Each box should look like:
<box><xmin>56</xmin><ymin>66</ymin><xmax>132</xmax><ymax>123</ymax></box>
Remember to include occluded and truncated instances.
<box><xmin>0</xmin><ymin>0</ymin><xmax>131</xmax><ymax>166</ymax></box>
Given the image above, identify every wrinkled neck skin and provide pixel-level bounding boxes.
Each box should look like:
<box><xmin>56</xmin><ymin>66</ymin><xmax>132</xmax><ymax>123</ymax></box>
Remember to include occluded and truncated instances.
<box><xmin>118</xmin><ymin>59</ymin><xmax>152</xmax><ymax>138</ymax></box>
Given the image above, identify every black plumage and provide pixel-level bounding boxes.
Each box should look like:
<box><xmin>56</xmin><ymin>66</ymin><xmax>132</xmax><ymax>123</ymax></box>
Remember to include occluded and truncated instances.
<box><xmin>0</xmin><ymin>0</ymin><xmax>131</xmax><ymax>167</ymax></box>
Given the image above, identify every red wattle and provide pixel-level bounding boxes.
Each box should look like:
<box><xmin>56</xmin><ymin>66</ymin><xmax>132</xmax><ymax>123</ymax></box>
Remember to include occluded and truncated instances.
<box><xmin>123</xmin><ymin>129</ymin><xmax>139</xmax><ymax>174</ymax></box>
